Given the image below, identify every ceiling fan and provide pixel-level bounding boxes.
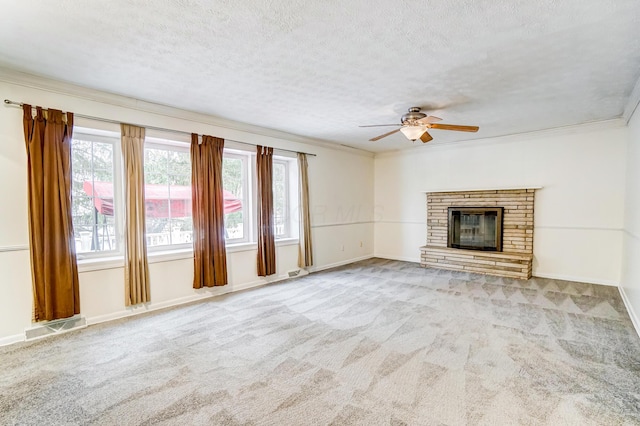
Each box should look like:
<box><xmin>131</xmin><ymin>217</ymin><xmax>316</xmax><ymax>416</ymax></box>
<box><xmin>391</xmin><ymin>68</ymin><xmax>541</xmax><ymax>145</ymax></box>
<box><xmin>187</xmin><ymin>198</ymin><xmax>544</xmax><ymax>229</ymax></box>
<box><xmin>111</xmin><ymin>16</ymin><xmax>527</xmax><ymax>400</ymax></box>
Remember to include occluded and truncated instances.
<box><xmin>360</xmin><ymin>107</ymin><xmax>479</xmax><ymax>143</ymax></box>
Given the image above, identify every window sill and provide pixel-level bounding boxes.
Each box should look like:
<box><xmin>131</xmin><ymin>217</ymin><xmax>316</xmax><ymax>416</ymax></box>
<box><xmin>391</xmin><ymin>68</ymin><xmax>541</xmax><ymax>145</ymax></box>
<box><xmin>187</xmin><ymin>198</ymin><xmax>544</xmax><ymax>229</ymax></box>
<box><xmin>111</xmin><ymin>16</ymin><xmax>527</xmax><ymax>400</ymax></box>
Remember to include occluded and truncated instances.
<box><xmin>78</xmin><ymin>249</ymin><xmax>194</xmax><ymax>272</ymax></box>
<box><xmin>148</xmin><ymin>248</ymin><xmax>194</xmax><ymax>263</ymax></box>
<box><xmin>77</xmin><ymin>255</ymin><xmax>124</xmax><ymax>273</ymax></box>
<box><xmin>226</xmin><ymin>242</ymin><xmax>257</xmax><ymax>253</ymax></box>
<box><xmin>275</xmin><ymin>237</ymin><xmax>299</xmax><ymax>247</ymax></box>
<box><xmin>77</xmin><ymin>239</ymin><xmax>299</xmax><ymax>273</ymax></box>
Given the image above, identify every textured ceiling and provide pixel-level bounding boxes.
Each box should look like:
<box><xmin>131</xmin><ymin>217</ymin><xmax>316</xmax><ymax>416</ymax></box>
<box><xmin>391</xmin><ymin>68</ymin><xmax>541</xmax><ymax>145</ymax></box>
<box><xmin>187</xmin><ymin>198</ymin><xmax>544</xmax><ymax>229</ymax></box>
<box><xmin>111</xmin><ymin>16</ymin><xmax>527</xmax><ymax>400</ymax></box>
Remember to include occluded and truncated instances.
<box><xmin>1</xmin><ymin>0</ymin><xmax>639</xmax><ymax>152</ymax></box>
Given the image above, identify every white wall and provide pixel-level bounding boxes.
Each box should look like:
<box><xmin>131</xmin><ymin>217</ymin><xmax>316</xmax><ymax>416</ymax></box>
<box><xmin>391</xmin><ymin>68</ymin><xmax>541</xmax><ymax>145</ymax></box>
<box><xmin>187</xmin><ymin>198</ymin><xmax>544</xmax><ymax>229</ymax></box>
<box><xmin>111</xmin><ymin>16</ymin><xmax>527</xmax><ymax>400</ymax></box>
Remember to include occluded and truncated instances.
<box><xmin>621</xmin><ymin>105</ymin><xmax>640</xmax><ymax>332</ymax></box>
<box><xmin>374</xmin><ymin>123</ymin><xmax>629</xmax><ymax>285</ymax></box>
<box><xmin>2</xmin><ymin>68</ymin><xmax>635</xmax><ymax>345</ymax></box>
<box><xmin>0</xmin><ymin>73</ymin><xmax>375</xmax><ymax>344</ymax></box>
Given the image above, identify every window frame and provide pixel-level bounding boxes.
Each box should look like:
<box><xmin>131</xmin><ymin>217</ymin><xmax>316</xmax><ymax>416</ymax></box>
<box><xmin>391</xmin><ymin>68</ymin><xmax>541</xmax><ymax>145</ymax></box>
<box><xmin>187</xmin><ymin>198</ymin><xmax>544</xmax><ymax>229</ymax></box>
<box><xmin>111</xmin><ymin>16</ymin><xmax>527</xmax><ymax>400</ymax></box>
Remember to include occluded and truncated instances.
<box><xmin>71</xmin><ymin>131</ymin><xmax>124</xmax><ymax>260</ymax></box>
<box><xmin>272</xmin><ymin>157</ymin><xmax>291</xmax><ymax>240</ymax></box>
<box><xmin>223</xmin><ymin>150</ymin><xmax>251</xmax><ymax>245</ymax></box>
<box><xmin>71</xmin><ymin>126</ymin><xmax>302</xmax><ymax>267</ymax></box>
<box><xmin>143</xmin><ymin>140</ymin><xmax>193</xmax><ymax>252</ymax></box>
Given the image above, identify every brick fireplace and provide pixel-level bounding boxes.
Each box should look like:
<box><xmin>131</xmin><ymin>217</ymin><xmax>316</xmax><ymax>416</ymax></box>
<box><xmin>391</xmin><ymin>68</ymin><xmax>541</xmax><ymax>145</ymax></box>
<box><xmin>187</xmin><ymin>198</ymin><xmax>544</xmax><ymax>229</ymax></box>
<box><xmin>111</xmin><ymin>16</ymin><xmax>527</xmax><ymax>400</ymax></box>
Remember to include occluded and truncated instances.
<box><xmin>420</xmin><ymin>188</ymin><xmax>537</xmax><ymax>279</ymax></box>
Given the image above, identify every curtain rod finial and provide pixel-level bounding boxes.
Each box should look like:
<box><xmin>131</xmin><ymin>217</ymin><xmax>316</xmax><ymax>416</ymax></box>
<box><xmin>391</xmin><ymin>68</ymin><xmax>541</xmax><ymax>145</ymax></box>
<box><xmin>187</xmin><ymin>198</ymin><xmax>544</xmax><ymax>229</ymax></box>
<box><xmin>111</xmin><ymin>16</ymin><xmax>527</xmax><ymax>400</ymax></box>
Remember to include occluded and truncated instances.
<box><xmin>4</xmin><ymin>99</ymin><xmax>11</xmax><ymax>104</ymax></box>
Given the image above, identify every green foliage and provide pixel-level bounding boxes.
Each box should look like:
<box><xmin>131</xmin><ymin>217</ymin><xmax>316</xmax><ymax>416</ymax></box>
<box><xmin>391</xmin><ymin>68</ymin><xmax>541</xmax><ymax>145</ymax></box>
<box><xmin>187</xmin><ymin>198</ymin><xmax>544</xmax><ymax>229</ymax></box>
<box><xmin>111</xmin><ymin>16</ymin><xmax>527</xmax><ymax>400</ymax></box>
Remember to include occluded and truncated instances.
<box><xmin>71</xmin><ymin>139</ymin><xmax>116</xmax><ymax>251</ymax></box>
<box><xmin>144</xmin><ymin>148</ymin><xmax>191</xmax><ymax>185</ymax></box>
<box><xmin>223</xmin><ymin>157</ymin><xmax>243</xmax><ymax>230</ymax></box>
<box><xmin>72</xmin><ymin>140</ymin><xmax>289</xmax><ymax>248</ymax></box>
<box><xmin>273</xmin><ymin>162</ymin><xmax>287</xmax><ymax>234</ymax></box>
<box><xmin>144</xmin><ymin>147</ymin><xmax>192</xmax><ymax>242</ymax></box>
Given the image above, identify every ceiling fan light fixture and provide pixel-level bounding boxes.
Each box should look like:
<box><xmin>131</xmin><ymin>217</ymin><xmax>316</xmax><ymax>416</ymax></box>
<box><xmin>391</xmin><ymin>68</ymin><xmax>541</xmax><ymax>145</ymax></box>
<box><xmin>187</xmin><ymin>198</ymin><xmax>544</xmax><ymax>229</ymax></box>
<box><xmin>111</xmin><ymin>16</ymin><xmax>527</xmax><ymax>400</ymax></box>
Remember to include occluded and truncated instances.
<box><xmin>400</xmin><ymin>125</ymin><xmax>427</xmax><ymax>141</ymax></box>
<box><xmin>362</xmin><ymin>107</ymin><xmax>479</xmax><ymax>143</ymax></box>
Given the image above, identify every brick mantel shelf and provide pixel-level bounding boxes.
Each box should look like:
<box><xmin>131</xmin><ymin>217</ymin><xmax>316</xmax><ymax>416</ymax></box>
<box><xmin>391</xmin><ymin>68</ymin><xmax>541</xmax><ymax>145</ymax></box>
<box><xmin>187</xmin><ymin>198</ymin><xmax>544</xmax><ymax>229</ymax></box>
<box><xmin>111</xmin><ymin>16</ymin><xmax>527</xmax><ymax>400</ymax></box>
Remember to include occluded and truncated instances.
<box><xmin>420</xmin><ymin>188</ymin><xmax>538</xmax><ymax>280</ymax></box>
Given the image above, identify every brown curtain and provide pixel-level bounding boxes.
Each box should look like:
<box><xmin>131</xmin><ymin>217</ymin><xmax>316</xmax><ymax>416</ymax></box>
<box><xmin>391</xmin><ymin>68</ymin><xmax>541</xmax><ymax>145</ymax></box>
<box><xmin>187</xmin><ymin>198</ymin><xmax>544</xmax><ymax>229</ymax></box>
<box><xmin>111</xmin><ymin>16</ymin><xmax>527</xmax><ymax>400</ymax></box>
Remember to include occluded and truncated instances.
<box><xmin>121</xmin><ymin>124</ymin><xmax>150</xmax><ymax>305</ymax></box>
<box><xmin>23</xmin><ymin>105</ymin><xmax>80</xmax><ymax>321</ymax></box>
<box><xmin>256</xmin><ymin>145</ymin><xmax>276</xmax><ymax>276</ymax></box>
<box><xmin>297</xmin><ymin>153</ymin><xmax>313</xmax><ymax>268</ymax></box>
<box><xmin>191</xmin><ymin>134</ymin><xmax>228</xmax><ymax>288</ymax></box>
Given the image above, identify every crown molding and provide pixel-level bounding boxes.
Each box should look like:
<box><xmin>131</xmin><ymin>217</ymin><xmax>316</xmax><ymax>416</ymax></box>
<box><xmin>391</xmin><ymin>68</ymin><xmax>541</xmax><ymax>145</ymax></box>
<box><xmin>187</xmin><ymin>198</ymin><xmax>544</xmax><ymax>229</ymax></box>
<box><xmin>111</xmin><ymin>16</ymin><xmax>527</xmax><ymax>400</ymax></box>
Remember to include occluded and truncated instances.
<box><xmin>2</xmin><ymin>66</ymin><xmax>632</xmax><ymax>159</ymax></box>
<box><xmin>374</xmin><ymin>118</ymin><xmax>627</xmax><ymax>159</ymax></box>
<box><xmin>623</xmin><ymin>73</ymin><xmax>640</xmax><ymax>124</ymax></box>
<box><xmin>0</xmin><ymin>67</ymin><xmax>374</xmax><ymax>158</ymax></box>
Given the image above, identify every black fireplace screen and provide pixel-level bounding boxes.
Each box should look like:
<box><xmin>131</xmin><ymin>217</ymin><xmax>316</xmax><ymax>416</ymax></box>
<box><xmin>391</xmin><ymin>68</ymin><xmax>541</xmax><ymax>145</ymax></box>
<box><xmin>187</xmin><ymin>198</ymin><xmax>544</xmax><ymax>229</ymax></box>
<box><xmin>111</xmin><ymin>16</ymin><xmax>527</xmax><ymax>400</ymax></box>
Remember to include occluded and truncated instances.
<box><xmin>448</xmin><ymin>207</ymin><xmax>503</xmax><ymax>251</ymax></box>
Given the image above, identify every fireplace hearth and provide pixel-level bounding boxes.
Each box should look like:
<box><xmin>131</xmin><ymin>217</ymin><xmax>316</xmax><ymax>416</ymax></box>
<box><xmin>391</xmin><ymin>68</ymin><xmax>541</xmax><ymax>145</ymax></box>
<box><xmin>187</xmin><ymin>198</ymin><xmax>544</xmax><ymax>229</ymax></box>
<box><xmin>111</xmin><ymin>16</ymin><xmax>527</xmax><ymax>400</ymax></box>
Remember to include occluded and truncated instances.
<box><xmin>421</xmin><ymin>188</ymin><xmax>537</xmax><ymax>279</ymax></box>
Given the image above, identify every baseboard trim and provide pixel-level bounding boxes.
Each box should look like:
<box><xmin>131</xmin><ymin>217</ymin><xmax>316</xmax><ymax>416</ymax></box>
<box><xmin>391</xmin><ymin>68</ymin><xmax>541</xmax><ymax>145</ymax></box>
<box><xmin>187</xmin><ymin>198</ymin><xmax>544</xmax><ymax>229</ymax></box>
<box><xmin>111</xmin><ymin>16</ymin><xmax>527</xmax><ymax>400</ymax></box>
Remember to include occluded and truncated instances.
<box><xmin>375</xmin><ymin>255</ymin><xmax>619</xmax><ymax>286</ymax></box>
<box><xmin>0</xmin><ymin>333</ymin><xmax>26</xmax><ymax>347</ymax></box>
<box><xmin>86</xmin><ymin>294</ymin><xmax>217</xmax><ymax>326</ymax></box>
<box><xmin>532</xmin><ymin>272</ymin><xmax>618</xmax><ymax>287</ymax></box>
<box><xmin>619</xmin><ymin>286</ymin><xmax>640</xmax><ymax>338</ymax></box>
<box><xmin>1</xmin><ymin>269</ymin><xmax>319</xmax><ymax>346</ymax></box>
<box><xmin>1</xmin><ymin>316</ymin><xmax>89</xmax><ymax>347</ymax></box>
<box><xmin>231</xmin><ymin>273</ymin><xmax>291</xmax><ymax>291</ymax></box>
<box><xmin>25</xmin><ymin>315</ymin><xmax>87</xmax><ymax>341</ymax></box>
<box><xmin>374</xmin><ymin>254</ymin><xmax>421</xmax><ymax>263</ymax></box>
<box><xmin>308</xmin><ymin>255</ymin><xmax>374</xmax><ymax>273</ymax></box>
<box><xmin>86</xmin><ymin>274</ymin><xmax>291</xmax><ymax>327</ymax></box>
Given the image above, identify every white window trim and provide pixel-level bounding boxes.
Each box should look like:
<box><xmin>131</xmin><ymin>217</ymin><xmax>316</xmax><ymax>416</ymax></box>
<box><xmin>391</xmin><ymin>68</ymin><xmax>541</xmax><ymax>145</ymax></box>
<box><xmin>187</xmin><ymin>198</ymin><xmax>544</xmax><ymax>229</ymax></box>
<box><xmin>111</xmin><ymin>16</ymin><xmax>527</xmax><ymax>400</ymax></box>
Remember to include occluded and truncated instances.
<box><xmin>73</xmin><ymin>131</ymin><xmax>124</xmax><ymax>261</ymax></box>
<box><xmin>76</xmin><ymin>238</ymin><xmax>299</xmax><ymax>272</ymax></box>
<box><xmin>224</xmin><ymin>151</ymin><xmax>251</xmax><ymax>244</ymax></box>
<box><xmin>72</xmin><ymin>128</ymin><xmax>302</xmax><ymax>267</ymax></box>
<box><xmin>144</xmin><ymin>141</ymin><xmax>193</xmax><ymax>252</ymax></box>
<box><xmin>272</xmin><ymin>158</ymin><xmax>290</xmax><ymax>239</ymax></box>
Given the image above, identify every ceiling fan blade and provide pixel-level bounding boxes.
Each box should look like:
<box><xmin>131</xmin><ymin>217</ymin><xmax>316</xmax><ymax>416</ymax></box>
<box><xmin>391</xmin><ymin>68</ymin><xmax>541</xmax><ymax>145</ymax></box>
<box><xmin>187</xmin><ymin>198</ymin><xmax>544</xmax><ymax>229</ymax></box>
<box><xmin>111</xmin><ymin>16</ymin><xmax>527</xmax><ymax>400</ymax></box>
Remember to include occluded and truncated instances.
<box><xmin>359</xmin><ymin>124</ymin><xmax>401</xmax><ymax>128</ymax></box>
<box><xmin>370</xmin><ymin>128</ymin><xmax>401</xmax><ymax>141</ymax></box>
<box><xmin>428</xmin><ymin>123</ymin><xmax>479</xmax><ymax>132</ymax></box>
<box><xmin>417</xmin><ymin>116</ymin><xmax>442</xmax><ymax>125</ymax></box>
<box><xmin>420</xmin><ymin>131</ymin><xmax>433</xmax><ymax>143</ymax></box>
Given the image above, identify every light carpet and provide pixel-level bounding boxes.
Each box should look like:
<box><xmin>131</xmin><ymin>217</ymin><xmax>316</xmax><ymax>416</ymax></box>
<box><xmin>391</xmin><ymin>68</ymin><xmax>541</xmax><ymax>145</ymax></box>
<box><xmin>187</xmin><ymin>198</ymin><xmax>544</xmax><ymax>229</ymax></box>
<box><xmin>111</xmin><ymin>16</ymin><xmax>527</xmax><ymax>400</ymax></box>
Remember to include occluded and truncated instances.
<box><xmin>1</xmin><ymin>258</ymin><xmax>639</xmax><ymax>425</ymax></box>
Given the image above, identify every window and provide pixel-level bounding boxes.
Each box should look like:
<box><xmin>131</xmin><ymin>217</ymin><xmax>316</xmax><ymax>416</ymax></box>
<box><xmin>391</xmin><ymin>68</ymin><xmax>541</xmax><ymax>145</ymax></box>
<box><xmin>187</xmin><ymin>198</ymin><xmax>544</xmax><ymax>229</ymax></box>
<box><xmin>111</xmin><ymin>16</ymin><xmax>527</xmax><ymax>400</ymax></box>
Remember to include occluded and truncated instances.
<box><xmin>273</xmin><ymin>159</ymin><xmax>290</xmax><ymax>238</ymax></box>
<box><xmin>71</xmin><ymin>126</ymin><xmax>300</xmax><ymax>261</ymax></box>
<box><xmin>71</xmin><ymin>134</ymin><xmax>120</xmax><ymax>255</ymax></box>
<box><xmin>143</xmin><ymin>142</ymin><xmax>192</xmax><ymax>249</ymax></box>
<box><xmin>222</xmin><ymin>151</ymin><xmax>249</xmax><ymax>243</ymax></box>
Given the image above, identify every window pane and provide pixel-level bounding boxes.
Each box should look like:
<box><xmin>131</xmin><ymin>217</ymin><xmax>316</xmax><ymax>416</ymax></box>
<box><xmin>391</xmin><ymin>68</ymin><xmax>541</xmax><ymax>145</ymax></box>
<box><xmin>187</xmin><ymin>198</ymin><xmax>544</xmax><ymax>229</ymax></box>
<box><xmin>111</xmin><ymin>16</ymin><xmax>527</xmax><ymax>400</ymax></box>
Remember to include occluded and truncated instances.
<box><xmin>273</xmin><ymin>162</ymin><xmax>288</xmax><ymax>238</ymax></box>
<box><xmin>222</xmin><ymin>156</ymin><xmax>245</xmax><ymax>241</ymax></box>
<box><xmin>169</xmin><ymin>150</ymin><xmax>191</xmax><ymax>186</ymax></box>
<box><xmin>71</xmin><ymin>138</ymin><xmax>117</xmax><ymax>254</ymax></box>
<box><xmin>144</xmin><ymin>145</ymin><xmax>192</xmax><ymax>248</ymax></box>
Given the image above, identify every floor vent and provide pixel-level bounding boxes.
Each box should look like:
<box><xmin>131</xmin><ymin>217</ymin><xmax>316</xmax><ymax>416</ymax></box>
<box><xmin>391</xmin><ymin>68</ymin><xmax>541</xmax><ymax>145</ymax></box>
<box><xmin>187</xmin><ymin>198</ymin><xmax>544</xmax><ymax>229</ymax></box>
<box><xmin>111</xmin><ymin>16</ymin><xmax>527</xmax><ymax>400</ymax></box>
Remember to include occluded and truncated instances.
<box><xmin>287</xmin><ymin>269</ymin><xmax>310</xmax><ymax>279</ymax></box>
<box><xmin>25</xmin><ymin>316</ymin><xmax>87</xmax><ymax>340</ymax></box>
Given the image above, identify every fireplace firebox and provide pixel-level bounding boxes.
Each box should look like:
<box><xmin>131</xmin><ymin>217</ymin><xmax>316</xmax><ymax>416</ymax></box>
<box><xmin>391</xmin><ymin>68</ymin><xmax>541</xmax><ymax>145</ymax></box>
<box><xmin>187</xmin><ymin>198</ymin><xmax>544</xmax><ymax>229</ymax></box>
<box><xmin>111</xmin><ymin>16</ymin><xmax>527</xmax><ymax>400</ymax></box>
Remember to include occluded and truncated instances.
<box><xmin>448</xmin><ymin>207</ymin><xmax>503</xmax><ymax>251</ymax></box>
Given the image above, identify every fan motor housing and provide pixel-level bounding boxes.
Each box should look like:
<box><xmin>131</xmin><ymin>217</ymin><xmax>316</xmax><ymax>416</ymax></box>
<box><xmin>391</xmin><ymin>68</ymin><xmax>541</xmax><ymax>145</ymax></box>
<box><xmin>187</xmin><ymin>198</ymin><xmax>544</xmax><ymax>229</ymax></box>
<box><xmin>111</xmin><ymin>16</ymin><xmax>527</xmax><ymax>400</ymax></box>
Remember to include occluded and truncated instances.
<box><xmin>401</xmin><ymin>107</ymin><xmax>426</xmax><ymax>124</ymax></box>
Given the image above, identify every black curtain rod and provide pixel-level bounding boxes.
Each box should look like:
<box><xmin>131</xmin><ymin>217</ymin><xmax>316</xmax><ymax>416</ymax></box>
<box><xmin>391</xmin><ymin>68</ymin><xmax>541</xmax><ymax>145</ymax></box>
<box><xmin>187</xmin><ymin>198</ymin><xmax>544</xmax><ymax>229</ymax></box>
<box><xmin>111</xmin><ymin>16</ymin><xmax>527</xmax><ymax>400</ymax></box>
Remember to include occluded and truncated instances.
<box><xmin>3</xmin><ymin>99</ymin><xmax>316</xmax><ymax>157</ymax></box>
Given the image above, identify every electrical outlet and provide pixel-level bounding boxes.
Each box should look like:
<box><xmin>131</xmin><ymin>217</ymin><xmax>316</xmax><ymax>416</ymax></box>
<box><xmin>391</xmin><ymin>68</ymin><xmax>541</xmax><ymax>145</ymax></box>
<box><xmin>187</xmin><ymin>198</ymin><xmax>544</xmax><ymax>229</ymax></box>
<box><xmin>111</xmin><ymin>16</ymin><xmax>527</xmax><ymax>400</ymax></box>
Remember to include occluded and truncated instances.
<box><xmin>340</xmin><ymin>245</ymin><xmax>344</xmax><ymax>251</ymax></box>
<box><xmin>360</xmin><ymin>241</ymin><xmax>363</xmax><ymax>247</ymax></box>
